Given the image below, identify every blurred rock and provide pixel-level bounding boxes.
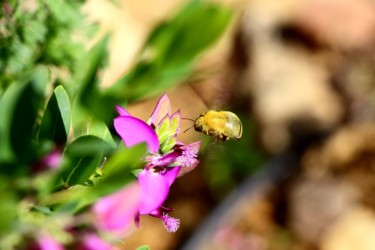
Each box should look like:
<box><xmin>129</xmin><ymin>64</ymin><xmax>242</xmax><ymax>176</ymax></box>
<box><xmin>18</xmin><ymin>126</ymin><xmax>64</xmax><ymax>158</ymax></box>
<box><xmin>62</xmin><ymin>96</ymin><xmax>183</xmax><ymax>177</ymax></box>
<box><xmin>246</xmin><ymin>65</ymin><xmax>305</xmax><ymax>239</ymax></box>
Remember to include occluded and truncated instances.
<box><xmin>294</xmin><ymin>0</ymin><xmax>375</xmax><ymax>51</ymax></box>
<box><xmin>301</xmin><ymin>123</ymin><xmax>375</xmax><ymax>209</ymax></box>
<box><xmin>288</xmin><ymin>176</ymin><xmax>358</xmax><ymax>244</ymax></box>
<box><xmin>321</xmin><ymin>124</ymin><xmax>375</xmax><ymax>170</ymax></box>
<box><xmin>232</xmin><ymin>0</ymin><xmax>375</xmax><ymax>154</ymax></box>
<box><xmin>234</xmin><ymin>0</ymin><xmax>342</xmax><ymax>153</ymax></box>
<box><xmin>321</xmin><ymin>207</ymin><xmax>375</xmax><ymax>250</ymax></box>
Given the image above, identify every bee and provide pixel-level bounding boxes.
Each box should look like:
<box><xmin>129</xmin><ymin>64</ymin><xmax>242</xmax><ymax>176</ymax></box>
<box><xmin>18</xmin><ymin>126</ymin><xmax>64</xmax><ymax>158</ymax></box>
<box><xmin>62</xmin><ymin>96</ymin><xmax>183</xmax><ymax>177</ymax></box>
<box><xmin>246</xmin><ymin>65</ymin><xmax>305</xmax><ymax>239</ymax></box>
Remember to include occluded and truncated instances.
<box><xmin>189</xmin><ymin>110</ymin><xmax>243</xmax><ymax>141</ymax></box>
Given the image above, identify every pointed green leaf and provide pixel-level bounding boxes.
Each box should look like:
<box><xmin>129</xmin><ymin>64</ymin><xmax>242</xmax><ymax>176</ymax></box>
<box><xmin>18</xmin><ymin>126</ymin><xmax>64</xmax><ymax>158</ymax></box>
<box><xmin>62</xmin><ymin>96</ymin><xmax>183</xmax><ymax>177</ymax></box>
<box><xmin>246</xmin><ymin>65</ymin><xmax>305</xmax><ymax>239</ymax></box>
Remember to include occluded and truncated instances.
<box><xmin>156</xmin><ymin>118</ymin><xmax>171</xmax><ymax>144</ymax></box>
<box><xmin>170</xmin><ymin>114</ymin><xmax>180</xmax><ymax>134</ymax></box>
<box><xmin>161</xmin><ymin>137</ymin><xmax>176</xmax><ymax>153</ymax></box>
<box><xmin>38</xmin><ymin>85</ymin><xmax>71</xmax><ymax>144</ymax></box>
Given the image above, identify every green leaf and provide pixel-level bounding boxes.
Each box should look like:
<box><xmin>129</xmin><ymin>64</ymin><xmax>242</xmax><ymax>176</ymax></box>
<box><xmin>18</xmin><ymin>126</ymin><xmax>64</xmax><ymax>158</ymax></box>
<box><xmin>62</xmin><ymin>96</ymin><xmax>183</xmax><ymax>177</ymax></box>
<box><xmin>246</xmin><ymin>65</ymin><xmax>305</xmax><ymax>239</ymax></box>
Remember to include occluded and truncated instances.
<box><xmin>92</xmin><ymin>143</ymin><xmax>146</xmax><ymax>197</ymax></box>
<box><xmin>75</xmin><ymin>35</ymin><xmax>116</xmax><ymax>123</ymax></box>
<box><xmin>0</xmin><ymin>67</ymin><xmax>48</xmax><ymax>167</ymax></box>
<box><xmin>0</xmin><ymin>178</ymin><xmax>17</xmax><ymax>235</ymax></box>
<box><xmin>71</xmin><ymin>99</ymin><xmax>89</xmax><ymax>139</ymax></box>
<box><xmin>71</xmin><ymin>100</ymin><xmax>116</xmax><ymax>147</ymax></box>
<box><xmin>156</xmin><ymin>117</ymin><xmax>171</xmax><ymax>144</ymax></box>
<box><xmin>136</xmin><ymin>246</ymin><xmax>150</xmax><ymax>250</ymax></box>
<box><xmin>77</xmin><ymin>35</ymin><xmax>108</xmax><ymax>100</ymax></box>
<box><xmin>86</xmin><ymin>119</ymin><xmax>116</xmax><ymax>148</ymax></box>
<box><xmin>161</xmin><ymin>137</ymin><xmax>176</xmax><ymax>153</ymax></box>
<box><xmin>61</xmin><ymin>135</ymin><xmax>114</xmax><ymax>186</ymax></box>
<box><xmin>38</xmin><ymin>85</ymin><xmax>71</xmax><ymax>144</ymax></box>
<box><xmin>107</xmin><ymin>1</ymin><xmax>233</xmax><ymax>102</ymax></box>
<box><xmin>44</xmin><ymin>144</ymin><xmax>146</xmax><ymax>212</ymax></box>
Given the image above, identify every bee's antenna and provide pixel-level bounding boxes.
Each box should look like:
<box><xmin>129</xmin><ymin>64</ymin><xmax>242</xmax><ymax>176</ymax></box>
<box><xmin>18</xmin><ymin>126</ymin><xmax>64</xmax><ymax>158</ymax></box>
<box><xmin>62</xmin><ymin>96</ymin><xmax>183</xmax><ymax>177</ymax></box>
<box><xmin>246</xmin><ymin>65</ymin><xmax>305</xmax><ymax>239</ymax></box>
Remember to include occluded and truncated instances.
<box><xmin>183</xmin><ymin>125</ymin><xmax>195</xmax><ymax>133</ymax></box>
<box><xmin>182</xmin><ymin>117</ymin><xmax>195</xmax><ymax>122</ymax></box>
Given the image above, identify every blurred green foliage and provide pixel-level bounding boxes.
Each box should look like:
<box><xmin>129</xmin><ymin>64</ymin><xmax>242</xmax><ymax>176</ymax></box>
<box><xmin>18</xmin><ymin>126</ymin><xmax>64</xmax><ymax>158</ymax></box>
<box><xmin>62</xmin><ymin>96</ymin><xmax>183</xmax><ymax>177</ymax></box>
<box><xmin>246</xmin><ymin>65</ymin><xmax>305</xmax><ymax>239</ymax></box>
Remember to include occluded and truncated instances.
<box><xmin>0</xmin><ymin>0</ymin><xmax>91</xmax><ymax>95</ymax></box>
<box><xmin>0</xmin><ymin>0</ymin><xmax>234</xmax><ymax>248</ymax></box>
<box><xmin>0</xmin><ymin>67</ymin><xmax>48</xmax><ymax>171</ymax></box>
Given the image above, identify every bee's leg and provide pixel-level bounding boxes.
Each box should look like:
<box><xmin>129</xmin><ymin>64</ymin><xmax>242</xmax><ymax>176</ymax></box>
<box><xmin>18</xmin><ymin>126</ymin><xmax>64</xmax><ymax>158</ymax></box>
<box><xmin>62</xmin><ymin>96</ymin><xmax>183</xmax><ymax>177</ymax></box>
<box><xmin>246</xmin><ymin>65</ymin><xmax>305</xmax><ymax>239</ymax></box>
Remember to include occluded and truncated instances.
<box><xmin>216</xmin><ymin>133</ymin><xmax>223</xmax><ymax>140</ymax></box>
<box><xmin>222</xmin><ymin>134</ymin><xmax>229</xmax><ymax>141</ymax></box>
<box><xmin>219</xmin><ymin>133</ymin><xmax>228</xmax><ymax>141</ymax></box>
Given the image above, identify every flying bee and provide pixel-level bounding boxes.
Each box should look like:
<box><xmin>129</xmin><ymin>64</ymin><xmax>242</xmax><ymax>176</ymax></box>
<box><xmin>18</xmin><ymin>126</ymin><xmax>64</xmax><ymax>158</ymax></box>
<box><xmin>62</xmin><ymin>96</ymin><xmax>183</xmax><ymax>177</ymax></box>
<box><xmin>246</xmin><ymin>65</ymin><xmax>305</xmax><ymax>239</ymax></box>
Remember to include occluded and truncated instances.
<box><xmin>185</xmin><ymin>110</ymin><xmax>243</xmax><ymax>141</ymax></box>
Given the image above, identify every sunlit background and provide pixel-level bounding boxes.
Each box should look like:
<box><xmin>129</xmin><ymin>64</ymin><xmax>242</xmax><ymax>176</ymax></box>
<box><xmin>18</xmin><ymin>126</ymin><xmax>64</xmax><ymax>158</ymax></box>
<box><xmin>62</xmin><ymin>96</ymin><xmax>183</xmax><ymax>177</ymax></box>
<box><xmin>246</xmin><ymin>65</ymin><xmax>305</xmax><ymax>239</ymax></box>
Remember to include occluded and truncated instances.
<box><xmin>2</xmin><ymin>0</ymin><xmax>375</xmax><ymax>249</ymax></box>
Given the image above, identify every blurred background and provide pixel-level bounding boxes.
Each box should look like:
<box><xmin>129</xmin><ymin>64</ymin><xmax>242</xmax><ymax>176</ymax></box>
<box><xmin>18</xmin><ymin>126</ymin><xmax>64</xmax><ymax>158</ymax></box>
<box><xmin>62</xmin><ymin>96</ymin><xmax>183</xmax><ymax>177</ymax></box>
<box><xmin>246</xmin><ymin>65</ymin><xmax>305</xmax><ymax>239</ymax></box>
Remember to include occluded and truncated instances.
<box><xmin>3</xmin><ymin>0</ymin><xmax>375</xmax><ymax>249</ymax></box>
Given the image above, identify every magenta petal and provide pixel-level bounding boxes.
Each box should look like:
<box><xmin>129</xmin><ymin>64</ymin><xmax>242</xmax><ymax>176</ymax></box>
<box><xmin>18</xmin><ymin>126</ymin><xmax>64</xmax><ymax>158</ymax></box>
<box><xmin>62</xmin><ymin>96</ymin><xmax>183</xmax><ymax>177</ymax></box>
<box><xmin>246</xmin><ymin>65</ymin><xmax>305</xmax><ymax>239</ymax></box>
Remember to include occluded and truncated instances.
<box><xmin>164</xmin><ymin>166</ymin><xmax>181</xmax><ymax>186</ymax></box>
<box><xmin>114</xmin><ymin>116</ymin><xmax>160</xmax><ymax>153</ymax></box>
<box><xmin>42</xmin><ymin>149</ymin><xmax>62</xmax><ymax>169</ymax></box>
<box><xmin>179</xmin><ymin>141</ymin><xmax>201</xmax><ymax>154</ymax></box>
<box><xmin>151</xmin><ymin>151</ymin><xmax>180</xmax><ymax>167</ymax></box>
<box><xmin>176</xmin><ymin>141</ymin><xmax>201</xmax><ymax>177</ymax></box>
<box><xmin>177</xmin><ymin>161</ymin><xmax>199</xmax><ymax>177</ymax></box>
<box><xmin>149</xmin><ymin>93</ymin><xmax>171</xmax><ymax>126</ymax></box>
<box><xmin>138</xmin><ymin>167</ymin><xmax>180</xmax><ymax>214</ymax></box>
<box><xmin>37</xmin><ymin>234</ymin><xmax>64</xmax><ymax>250</ymax></box>
<box><xmin>138</xmin><ymin>170</ymin><xmax>169</xmax><ymax>214</ymax></box>
<box><xmin>93</xmin><ymin>182</ymin><xmax>140</xmax><ymax>235</ymax></box>
<box><xmin>115</xmin><ymin>105</ymin><xmax>130</xmax><ymax>116</ymax></box>
<box><xmin>81</xmin><ymin>233</ymin><xmax>112</xmax><ymax>250</ymax></box>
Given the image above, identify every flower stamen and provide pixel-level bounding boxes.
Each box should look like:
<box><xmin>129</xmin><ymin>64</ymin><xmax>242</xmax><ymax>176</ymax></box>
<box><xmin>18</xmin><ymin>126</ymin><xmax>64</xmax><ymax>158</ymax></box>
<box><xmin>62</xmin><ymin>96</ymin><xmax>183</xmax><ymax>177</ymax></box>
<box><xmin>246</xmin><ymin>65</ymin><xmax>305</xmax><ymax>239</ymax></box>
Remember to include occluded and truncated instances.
<box><xmin>162</xmin><ymin>214</ymin><xmax>180</xmax><ymax>233</ymax></box>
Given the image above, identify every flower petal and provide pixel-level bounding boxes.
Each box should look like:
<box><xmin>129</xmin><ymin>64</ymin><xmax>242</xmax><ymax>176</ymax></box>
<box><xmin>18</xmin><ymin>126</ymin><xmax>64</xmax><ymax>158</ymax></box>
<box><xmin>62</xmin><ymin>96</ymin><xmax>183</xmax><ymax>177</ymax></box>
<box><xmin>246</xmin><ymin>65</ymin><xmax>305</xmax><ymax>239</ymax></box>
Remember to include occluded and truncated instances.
<box><xmin>114</xmin><ymin>116</ymin><xmax>160</xmax><ymax>153</ymax></box>
<box><xmin>115</xmin><ymin>105</ymin><xmax>130</xmax><ymax>116</ymax></box>
<box><xmin>81</xmin><ymin>233</ymin><xmax>113</xmax><ymax>250</ymax></box>
<box><xmin>177</xmin><ymin>162</ymin><xmax>199</xmax><ymax>177</ymax></box>
<box><xmin>164</xmin><ymin>166</ymin><xmax>181</xmax><ymax>186</ymax></box>
<box><xmin>149</xmin><ymin>93</ymin><xmax>171</xmax><ymax>126</ymax></box>
<box><xmin>93</xmin><ymin>182</ymin><xmax>140</xmax><ymax>235</ymax></box>
<box><xmin>41</xmin><ymin>148</ymin><xmax>62</xmax><ymax>170</ymax></box>
<box><xmin>37</xmin><ymin>234</ymin><xmax>64</xmax><ymax>250</ymax></box>
<box><xmin>170</xmin><ymin>110</ymin><xmax>182</xmax><ymax>135</ymax></box>
<box><xmin>149</xmin><ymin>151</ymin><xmax>180</xmax><ymax>167</ymax></box>
<box><xmin>138</xmin><ymin>170</ymin><xmax>168</xmax><ymax>214</ymax></box>
<box><xmin>176</xmin><ymin>141</ymin><xmax>201</xmax><ymax>177</ymax></box>
<box><xmin>138</xmin><ymin>167</ymin><xmax>180</xmax><ymax>214</ymax></box>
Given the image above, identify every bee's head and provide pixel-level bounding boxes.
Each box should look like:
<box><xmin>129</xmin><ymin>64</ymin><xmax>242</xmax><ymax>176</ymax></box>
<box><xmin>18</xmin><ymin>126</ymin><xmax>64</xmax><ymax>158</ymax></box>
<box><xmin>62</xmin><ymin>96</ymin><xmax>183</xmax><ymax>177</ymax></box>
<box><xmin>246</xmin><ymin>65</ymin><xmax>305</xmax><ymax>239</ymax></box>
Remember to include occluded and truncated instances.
<box><xmin>194</xmin><ymin>115</ymin><xmax>205</xmax><ymax>132</ymax></box>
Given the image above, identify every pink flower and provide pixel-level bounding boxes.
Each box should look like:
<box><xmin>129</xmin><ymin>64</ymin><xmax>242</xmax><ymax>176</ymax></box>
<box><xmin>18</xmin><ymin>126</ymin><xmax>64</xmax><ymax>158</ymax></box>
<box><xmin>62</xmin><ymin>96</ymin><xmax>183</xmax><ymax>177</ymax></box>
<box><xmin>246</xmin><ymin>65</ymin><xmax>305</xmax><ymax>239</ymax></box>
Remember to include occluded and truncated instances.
<box><xmin>93</xmin><ymin>182</ymin><xmax>140</xmax><ymax>236</ymax></box>
<box><xmin>33</xmin><ymin>147</ymin><xmax>63</xmax><ymax>173</ymax></box>
<box><xmin>42</xmin><ymin>148</ymin><xmax>62</xmax><ymax>169</ymax></box>
<box><xmin>80</xmin><ymin>233</ymin><xmax>114</xmax><ymax>250</ymax></box>
<box><xmin>36</xmin><ymin>234</ymin><xmax>64</xmax><ymax>250</ymax></box>
<box><xmin>111</xmin><ymin>94</ymin><xmax>201</xmax><ymax>232</ymax></box>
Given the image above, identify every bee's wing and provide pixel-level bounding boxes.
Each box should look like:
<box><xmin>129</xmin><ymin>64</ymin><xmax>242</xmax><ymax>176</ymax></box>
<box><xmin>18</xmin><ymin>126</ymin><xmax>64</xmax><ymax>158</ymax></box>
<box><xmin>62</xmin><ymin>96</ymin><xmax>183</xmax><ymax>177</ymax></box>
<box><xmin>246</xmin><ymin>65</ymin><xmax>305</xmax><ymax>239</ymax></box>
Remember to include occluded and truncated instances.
<box><xmin>205</xmin><ymin>136</ymin><xmax>225</xmax><ymax>155</ymax></box>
